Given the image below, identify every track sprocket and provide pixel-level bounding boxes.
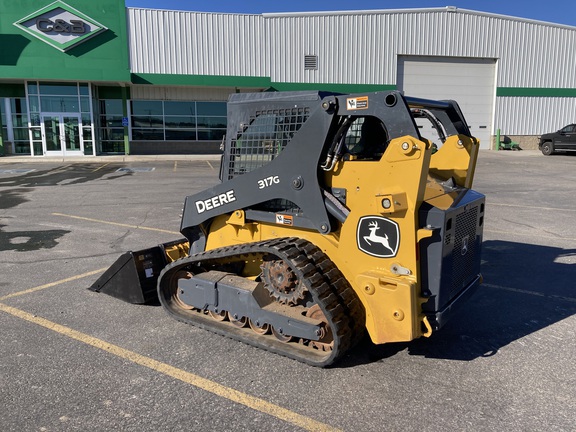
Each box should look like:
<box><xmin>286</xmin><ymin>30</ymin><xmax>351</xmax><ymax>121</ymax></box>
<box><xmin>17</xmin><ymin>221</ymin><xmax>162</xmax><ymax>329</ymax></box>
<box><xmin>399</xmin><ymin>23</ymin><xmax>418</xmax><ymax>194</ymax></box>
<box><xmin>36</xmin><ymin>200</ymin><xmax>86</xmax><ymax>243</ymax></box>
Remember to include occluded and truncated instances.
<box><xmin>260</xmin><ymin>257</ymin><xmax>307</xmax><ymax>305</ymax></box>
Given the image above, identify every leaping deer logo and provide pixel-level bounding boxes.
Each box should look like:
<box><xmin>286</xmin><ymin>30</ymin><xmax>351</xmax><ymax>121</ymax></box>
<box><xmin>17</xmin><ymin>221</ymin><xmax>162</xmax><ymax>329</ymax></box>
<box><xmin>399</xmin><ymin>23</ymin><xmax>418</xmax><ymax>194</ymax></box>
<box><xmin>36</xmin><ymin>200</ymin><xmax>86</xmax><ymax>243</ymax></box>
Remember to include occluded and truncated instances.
<box><xmin>357</xmin><ymin>216</ymin><xmax>400</xmax><ymax>258</ymax></box>
<box><xmin>363</xmin><ymin>221</ymin><xmax>395</xmax><ymax>255</ymax></box>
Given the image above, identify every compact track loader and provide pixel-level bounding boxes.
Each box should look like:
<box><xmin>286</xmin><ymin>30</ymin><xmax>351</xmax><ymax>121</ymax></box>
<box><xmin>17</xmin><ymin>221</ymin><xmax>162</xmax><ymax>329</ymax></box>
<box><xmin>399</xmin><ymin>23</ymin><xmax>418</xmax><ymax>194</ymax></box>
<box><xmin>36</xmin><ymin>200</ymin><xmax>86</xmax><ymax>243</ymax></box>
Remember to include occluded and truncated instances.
<box><xmin>91</xmin><ymin>90</ymin><xmax>485</xmax><ymax>367</ymax></box>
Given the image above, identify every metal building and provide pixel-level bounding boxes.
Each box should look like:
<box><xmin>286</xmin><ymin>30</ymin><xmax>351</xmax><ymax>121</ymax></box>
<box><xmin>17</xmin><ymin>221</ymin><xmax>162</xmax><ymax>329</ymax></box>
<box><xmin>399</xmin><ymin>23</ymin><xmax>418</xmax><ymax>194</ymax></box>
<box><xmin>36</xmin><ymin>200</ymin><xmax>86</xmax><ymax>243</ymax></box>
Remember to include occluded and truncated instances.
<box><xmin>1</xmin><ymin>0</ymin><xmax>575</xmax><ymax>156</ymax></box>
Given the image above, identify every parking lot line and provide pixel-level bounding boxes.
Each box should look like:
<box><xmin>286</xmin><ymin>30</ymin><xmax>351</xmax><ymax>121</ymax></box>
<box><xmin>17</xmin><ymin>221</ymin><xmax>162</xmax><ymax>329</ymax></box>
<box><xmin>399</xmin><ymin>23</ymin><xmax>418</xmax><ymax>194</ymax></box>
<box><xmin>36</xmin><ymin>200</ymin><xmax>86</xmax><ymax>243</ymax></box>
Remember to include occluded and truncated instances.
<box><xmin>0</xmin><ymin>268</ymin><xmax>107</xmax><ymax>301</ymax></box>
<box><xmin>0</xmin><ymin>302</ymin><xmax>341</xmax><ymax>432</ymax></box>
<box><xmin>92</xmin><ymin>163</ymin><xmax>110</xmax><ymax>172</ymax></box>
<box><xmin>52</xmin><ymin>212</ymin><xmax>180</xmax><ymax>235</ymax></box>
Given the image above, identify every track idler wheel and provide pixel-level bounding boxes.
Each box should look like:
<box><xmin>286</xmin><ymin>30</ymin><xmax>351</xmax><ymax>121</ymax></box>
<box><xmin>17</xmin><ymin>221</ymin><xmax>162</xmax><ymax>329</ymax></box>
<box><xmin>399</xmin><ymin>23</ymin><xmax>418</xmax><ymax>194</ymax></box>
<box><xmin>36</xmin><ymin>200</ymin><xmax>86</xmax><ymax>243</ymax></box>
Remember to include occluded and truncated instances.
<box><xmin>271</xmin><ymin>326</ymin><xmax>293</xmax><ymax>343</ymax></box>
<box><xmin>227</xmin><ymin>312</ymin><xmax>248</xmax><ymax>328</ymax></box>
<box><xmin>208</xmin><ymin>309</ymin><xmax>227</xmax><ymax>321</ymax></box>
<box><xmin>249</xmin><ymin>318</ymin><xmax>270</xmax><ymax>335</ymax></box>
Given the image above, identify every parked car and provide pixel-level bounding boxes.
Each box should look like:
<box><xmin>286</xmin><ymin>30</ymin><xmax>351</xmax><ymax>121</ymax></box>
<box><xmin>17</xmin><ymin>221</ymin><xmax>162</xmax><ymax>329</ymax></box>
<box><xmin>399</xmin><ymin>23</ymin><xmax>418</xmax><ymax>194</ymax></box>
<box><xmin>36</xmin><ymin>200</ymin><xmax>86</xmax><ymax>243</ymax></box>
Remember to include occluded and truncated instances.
<box><xmin>539</xmin><ymin>124</ymin><xmax>576</xmax><ymax>155</ymax></box>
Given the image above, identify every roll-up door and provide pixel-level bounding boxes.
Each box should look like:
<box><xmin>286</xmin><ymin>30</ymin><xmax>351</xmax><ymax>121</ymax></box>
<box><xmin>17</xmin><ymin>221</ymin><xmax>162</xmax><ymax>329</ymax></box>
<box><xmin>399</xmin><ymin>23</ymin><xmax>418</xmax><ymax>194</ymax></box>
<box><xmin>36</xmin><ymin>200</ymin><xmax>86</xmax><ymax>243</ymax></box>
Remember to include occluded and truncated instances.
<box><xmin>397</xmin><ymin>56</ymin><xmax>496</xmax><ymax>150</ymax></box>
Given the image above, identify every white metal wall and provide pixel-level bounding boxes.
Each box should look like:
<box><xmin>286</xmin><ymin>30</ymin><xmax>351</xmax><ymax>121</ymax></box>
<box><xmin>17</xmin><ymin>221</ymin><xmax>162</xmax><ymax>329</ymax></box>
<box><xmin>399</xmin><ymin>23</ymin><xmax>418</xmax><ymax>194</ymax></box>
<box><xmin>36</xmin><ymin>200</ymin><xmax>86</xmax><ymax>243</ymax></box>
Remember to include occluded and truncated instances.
<box><xmin>265</xmin><ymin>13</ymin><xmax>391</xmax><ymax>85</ymax></box>
<box><xmin>264</xmin><ymin>9</ymin><xmax>576</xmax><ymax>88</ymax></box>
<box><xmin>128</xmin><ymin>7</ymin><xmax>576</xmax><ymax>88</ymax></box>
<box><xmin>495</xmin><ymin>97</ymin><xmax>576</xmax><ymax>135</ymax></box>
<box><xmin>128</xmin><ymin>8</ymin><xmax>268</xmax><ymax>77</ymax></box>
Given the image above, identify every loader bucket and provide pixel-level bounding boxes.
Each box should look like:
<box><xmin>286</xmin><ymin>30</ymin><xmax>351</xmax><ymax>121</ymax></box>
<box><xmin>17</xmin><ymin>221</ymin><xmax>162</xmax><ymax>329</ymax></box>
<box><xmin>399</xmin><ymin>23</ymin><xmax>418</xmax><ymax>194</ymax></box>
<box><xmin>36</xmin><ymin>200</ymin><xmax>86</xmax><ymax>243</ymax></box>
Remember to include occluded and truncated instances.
<box><xmin>89</xmin><ymin>239</ymin><xmax>189</xmax><ymax>304</ymax></box>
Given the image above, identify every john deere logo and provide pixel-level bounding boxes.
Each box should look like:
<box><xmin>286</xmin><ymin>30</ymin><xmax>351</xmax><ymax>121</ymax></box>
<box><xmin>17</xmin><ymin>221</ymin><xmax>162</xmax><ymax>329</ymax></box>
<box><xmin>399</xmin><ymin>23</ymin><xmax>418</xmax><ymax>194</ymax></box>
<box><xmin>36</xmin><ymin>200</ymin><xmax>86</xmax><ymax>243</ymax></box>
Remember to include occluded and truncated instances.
<box><xmin>357</xmin><ymin>216</ymin><xmax>400</xmax><ymax>258</ymax></box>
<box><xmin>13</xmin><ymin>1</ymin><xmax>107</xmax><ymax>52</ymax></box>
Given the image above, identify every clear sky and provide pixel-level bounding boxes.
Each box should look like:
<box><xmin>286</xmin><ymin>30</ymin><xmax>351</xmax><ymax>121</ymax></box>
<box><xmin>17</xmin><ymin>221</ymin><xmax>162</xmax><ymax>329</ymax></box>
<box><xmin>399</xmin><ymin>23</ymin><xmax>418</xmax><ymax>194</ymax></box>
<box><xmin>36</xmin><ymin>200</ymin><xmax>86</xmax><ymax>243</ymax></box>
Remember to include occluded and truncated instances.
<box><xmin>124</xmin><ymin>1</ymin><xmax>576</xmax><ymax>27</ymax></box>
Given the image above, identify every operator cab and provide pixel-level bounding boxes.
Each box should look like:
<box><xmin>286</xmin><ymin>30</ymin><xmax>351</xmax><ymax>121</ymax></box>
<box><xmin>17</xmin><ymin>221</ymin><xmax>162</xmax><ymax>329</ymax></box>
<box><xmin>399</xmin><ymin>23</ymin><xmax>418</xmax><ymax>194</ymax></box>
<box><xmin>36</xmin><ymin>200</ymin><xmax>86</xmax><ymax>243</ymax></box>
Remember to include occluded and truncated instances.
<box><xmin>342</xmin><ymin>116</ymin><xmax>388</xmax><ymax>161</ymax></box>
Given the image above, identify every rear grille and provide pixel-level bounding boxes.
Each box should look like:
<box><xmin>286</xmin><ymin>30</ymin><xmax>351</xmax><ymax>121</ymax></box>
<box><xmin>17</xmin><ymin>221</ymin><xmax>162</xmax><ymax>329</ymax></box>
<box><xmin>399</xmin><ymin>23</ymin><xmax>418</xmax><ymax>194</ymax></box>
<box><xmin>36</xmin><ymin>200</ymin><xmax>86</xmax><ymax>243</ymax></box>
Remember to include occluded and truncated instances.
<box><xmin>419</xmin><ymin>189</ymin><xmax>485</xmax><ymax>319</ymax></box>
<box><xmin>449</xmin><ymin>207</ymin><xmax>479</xmax><ymax>299</ymax></box>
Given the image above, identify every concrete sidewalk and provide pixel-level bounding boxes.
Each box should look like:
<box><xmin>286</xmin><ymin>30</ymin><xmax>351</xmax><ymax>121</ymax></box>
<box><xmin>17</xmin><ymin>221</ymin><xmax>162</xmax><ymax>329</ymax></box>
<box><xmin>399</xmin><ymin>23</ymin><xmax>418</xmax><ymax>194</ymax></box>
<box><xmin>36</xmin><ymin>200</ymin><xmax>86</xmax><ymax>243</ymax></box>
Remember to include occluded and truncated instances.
<box><xmin>0</xmin><ymin>153</ymin><xmax>222</xmax><ymax>163</ymax></box>
<box><xmin>0</xmin><ymin>149</ymin><xmax>546</xmax><ymax>164</ymax></box>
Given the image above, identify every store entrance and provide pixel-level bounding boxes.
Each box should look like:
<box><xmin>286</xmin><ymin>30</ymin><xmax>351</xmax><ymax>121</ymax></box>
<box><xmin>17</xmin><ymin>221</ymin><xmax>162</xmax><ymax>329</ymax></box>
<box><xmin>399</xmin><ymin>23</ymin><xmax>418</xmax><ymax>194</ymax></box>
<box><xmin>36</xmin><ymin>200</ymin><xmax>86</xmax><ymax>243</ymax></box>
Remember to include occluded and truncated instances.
<box><xmin>42</xmin><ymin>114</ymin><xmax>83</xmax><ymax>156</ymax></box>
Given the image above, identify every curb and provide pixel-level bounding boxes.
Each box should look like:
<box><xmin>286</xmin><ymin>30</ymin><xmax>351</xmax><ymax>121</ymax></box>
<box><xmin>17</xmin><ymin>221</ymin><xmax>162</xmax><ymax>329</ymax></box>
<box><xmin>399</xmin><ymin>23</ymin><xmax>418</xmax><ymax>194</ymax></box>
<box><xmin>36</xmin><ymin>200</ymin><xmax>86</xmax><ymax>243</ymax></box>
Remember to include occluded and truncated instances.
<box><xmin>0</xmin><ymin>154</ymin><xmax>223</xmax><ymax>163</ymax></box>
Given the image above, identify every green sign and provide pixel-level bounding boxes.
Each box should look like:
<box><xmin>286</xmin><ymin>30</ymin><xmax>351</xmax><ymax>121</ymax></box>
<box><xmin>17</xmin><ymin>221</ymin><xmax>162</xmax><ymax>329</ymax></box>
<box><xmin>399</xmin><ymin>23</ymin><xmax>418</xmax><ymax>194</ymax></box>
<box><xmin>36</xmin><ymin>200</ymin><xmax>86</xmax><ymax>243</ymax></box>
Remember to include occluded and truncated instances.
<box><xmin>13</xmin><ymin>0</ymin><xmax>107</xmax><ymax>52</ymax></box>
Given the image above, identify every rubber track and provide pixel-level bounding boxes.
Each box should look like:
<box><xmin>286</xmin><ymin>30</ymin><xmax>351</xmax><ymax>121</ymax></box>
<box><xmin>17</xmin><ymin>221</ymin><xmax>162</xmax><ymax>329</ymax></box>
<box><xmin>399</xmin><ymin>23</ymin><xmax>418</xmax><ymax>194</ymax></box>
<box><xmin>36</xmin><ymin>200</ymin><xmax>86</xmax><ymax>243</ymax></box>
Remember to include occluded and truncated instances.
<box><xmin>157</xmin><ymin>237</ymin><xmax>363</xmax><ymax>367</ymax></box>
<box><xmin>292</xmin><ymin>238</ymin><xmax>366</xmax><ymax>345</ymax></box>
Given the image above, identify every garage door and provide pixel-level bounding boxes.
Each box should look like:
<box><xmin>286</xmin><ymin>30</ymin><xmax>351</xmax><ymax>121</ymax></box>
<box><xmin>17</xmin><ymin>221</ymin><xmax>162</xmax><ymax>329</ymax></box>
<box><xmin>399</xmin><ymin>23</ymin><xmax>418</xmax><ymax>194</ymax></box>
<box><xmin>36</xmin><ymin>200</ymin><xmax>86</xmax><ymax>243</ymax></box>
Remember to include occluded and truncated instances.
<box><xmin>397</xmin><ymin>56</ymin><xmax>496</xmax><ymax>150</ymax></box>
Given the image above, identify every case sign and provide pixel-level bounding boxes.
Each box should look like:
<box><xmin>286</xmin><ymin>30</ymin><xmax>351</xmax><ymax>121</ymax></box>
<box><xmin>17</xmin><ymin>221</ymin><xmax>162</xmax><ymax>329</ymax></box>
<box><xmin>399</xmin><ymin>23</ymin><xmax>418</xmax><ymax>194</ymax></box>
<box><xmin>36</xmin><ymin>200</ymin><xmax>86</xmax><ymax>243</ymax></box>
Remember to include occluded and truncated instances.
<box><xmin>13</xmin><ymin>0</ymin><xmax>108</xmax><ymax>52</ymax></box>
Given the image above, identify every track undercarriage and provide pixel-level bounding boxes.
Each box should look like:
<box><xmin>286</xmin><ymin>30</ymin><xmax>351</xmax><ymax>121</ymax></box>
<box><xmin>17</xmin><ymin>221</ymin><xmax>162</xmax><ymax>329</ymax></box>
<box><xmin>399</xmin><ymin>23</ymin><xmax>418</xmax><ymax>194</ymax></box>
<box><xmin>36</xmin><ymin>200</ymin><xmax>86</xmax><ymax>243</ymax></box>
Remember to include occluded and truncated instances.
<box><xmin>157</xmin><ymin>238</ymin><xmax>364</xmax><ymax>366</ymax></box>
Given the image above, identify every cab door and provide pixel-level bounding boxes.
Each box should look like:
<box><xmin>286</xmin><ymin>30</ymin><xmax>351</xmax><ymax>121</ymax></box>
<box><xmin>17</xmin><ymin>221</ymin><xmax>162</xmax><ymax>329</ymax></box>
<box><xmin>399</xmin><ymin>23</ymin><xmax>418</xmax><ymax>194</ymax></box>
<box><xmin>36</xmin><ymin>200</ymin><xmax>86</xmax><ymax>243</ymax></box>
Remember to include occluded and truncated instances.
<box><xmin>555</xmin><ymin>124</ymin><xmax>576</xmax><ymax>150</ymax></box>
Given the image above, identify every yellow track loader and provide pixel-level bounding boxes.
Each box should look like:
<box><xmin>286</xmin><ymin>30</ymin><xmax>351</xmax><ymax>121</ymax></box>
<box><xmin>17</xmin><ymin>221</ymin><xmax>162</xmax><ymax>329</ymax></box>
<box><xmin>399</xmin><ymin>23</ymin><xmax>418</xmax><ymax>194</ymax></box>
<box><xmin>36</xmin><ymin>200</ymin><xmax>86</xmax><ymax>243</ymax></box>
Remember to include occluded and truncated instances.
<box><xmin>91</xmin><ymin>90</ymin><xmax>484</xmax><ymax>367</ymax></box>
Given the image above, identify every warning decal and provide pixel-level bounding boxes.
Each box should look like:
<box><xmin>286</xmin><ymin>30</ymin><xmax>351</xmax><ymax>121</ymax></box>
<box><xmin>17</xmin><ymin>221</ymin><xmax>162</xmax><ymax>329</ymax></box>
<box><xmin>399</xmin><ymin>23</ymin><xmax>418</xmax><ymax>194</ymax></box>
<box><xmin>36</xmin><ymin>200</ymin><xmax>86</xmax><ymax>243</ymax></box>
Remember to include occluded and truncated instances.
<box><xmin>275</xmin><ymin>214</ymin><xmax>294</xmax><ymax>226</ymax></box>
<box><xmin>346</xmin><ymin>96</ymin><xmax>369</xmax><ymax>110</ymax></box>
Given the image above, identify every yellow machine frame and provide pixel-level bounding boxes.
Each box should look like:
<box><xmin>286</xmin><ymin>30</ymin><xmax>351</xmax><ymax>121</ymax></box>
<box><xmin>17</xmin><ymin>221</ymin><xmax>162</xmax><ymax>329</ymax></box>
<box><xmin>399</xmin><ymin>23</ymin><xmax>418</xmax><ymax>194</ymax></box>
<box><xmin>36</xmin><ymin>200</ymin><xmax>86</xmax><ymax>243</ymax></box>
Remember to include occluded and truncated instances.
<box><xmin>203</xmin><ymin>134</ymin><xmax>479</xmax><ymax>345</ymax></box>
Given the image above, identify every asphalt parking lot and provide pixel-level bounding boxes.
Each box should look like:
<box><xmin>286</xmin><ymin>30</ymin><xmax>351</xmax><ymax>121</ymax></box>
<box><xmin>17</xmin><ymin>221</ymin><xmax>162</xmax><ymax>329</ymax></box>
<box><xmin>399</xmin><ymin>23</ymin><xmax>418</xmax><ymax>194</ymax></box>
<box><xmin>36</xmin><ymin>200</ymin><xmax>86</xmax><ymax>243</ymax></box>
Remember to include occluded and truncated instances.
<box><xmin>1</xmin><ymin>151</ymin><xmax>575</xmax><ymax>431</ymax></box>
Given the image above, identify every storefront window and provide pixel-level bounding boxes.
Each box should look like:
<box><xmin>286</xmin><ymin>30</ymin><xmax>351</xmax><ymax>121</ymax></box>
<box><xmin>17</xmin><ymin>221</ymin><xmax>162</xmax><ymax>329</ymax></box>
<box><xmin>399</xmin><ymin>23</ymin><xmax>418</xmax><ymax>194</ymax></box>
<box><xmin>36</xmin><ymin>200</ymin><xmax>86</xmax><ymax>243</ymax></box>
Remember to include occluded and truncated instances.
<box><xmin>130</xmin><ymin>100</ymin><xmax>226</xmax><ymax>141</ymax></box>
<box><xmin>98</xmin><ymin>99</ymin><xmax>125</xmax><ymax>154</ymax></box>
<box><xmin>132</xmin><ymin>115</ymin><xmax>163</xmax><ymax>128</ymax></box>
<box><xmin>39</xmin><ymin>83</ymin><xmax>79</xmax><ymax>96</ymax></box>
<box><xmin>165</xmin><ymin>129</ymin><xmax>197</xmax><ymax>140</ymax></box>
<box><xmin>132</xmin><ymin>100</ymin><xmax>163</xmax><ymax>115</ymax></box>
<box><xmin>165</xmin><ymin>116</ymin><xmax>195</xmax><ymax>128</ymax></box>
<box><xmin>27</xmin><ymin>82</ymin><xmax>39</xmax><ymax>95</ymax></box>
<box><xmin>80</xmin><ymin>97</ymin><xmax>91</xmax><ymax>113</ymax></box>
<box><xmin>83</xmin><ymin>129</ymin><xmax>93</xmax><ymax>140</ymax></box>
<box><xmin>28</xmin><ymin>95</ymin><xmax>40</xmax><ymax>113</ymax></box>
<box><xmin>0</xmin><ymin>99</ymin><xmax>7</xmax><ymax>143</ymax></box>
<box><xmin>84</xmin><ymin>142</ymin><xmax>93</xmax><ymax>156</ymax></box>
<box><xmin>132</xmin><ymin>129</ymin><xmax>164</xmax><ymax>140</ymax></box>
<box><xmin>33</xmin><ymin>142</ymin><xmax>42</xmax><ymax>156</ymax></box>
<box><xmin>197</xmin><ymin>116</ymin><xmax>226</xmax><ymax>128</ymax></box>
<box><xmin>198</xmin><ymin>129</ymin><xmax>226</xmax><ymax>140</ymax></box>
<box><xmin>164</xmin><ymin>101</ymin><xmax>196</xmax><ymax>116</ymax></box>
<box><xmin>40</xmin><ymin>96</ymin><xmax>80</xmax><ymax>112</ymax></box>
<box><xmin>10</xmin><ymin>98</ymin><xmax>30</xmax><ymax>154</ymax></box>
<box><xmin>13</xmin><ymin>129</ymin><xmax>29</xmax><ymax>140</ymax></box>
<box><xmin>197</xmin><ymin>102</ymin><xmax>226</xmax><ymax>116</ymax></box>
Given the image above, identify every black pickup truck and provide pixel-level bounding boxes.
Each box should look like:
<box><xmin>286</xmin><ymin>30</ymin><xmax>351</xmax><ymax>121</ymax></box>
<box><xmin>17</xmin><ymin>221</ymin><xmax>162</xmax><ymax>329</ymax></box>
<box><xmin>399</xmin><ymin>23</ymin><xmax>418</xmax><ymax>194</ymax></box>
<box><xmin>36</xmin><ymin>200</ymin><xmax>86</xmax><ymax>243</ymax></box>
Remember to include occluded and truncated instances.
<box><xmin>539</xmin><ymin>124</ymin><xmax>576</xmax><ymax>155</ymax></box>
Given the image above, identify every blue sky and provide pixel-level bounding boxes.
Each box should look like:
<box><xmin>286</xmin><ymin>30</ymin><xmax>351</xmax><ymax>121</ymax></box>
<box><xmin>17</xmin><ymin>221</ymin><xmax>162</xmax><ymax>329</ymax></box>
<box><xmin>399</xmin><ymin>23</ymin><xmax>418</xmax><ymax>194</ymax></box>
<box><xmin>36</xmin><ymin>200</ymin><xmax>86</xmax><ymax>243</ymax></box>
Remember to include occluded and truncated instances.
<box><xmin>124</xmin><ymin>1</ymin><xmax>576</xmax><ymax>27</ymax></box>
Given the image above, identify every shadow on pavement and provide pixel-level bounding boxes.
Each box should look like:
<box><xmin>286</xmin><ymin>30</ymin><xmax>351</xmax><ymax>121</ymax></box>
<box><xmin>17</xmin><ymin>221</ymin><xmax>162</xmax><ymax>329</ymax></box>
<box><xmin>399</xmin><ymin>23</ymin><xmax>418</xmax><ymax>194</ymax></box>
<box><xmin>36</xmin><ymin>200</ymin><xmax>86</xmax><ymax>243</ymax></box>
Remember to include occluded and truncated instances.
<box><xmin>0</xmin><ymin>165</ymin><xmax>129</xmax><ymax>251</ymax></box>
<box><xmin>0</xmin><ymin>164</ymin><xmax>131</xmax><ymax>190</ymax></box>
<box><xmin>340</xmin><ymin>240</ymin><xmax>576</xmax><ymax>366</ymax></box>
<box><xmin>0</xmin><ymin>188</ymin><xmax>29</xmax><ymax>209</ymax></box>
<box><xmin>0</xmin><ymin>224</ymin><xmax>70</xmax><ymax>252</ymax></box>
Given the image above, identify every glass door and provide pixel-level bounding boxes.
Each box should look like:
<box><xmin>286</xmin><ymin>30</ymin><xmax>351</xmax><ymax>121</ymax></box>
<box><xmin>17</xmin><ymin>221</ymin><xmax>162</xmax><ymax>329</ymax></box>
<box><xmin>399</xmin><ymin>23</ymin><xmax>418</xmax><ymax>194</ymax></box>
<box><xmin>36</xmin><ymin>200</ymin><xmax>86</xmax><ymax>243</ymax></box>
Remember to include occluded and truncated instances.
<box><xmin>42</xmin><ymin>114</ymin><xmax>83</xmax><ymax>156</ymax></box>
